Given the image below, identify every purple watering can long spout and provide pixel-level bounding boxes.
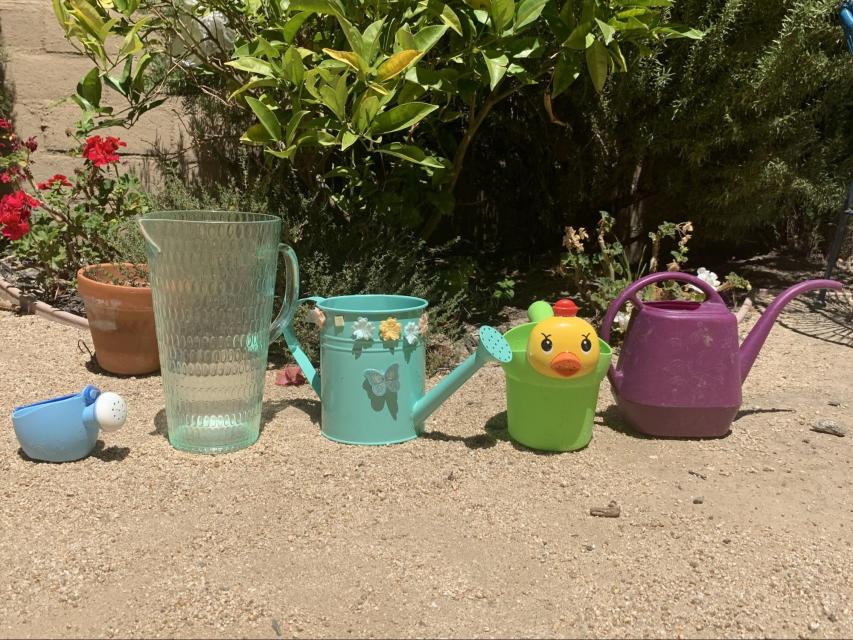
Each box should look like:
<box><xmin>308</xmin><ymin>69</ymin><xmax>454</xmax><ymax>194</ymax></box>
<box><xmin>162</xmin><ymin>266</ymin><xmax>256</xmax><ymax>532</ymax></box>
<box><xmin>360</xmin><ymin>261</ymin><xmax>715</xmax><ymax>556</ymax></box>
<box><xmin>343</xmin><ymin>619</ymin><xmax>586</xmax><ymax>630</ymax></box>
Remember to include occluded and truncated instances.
<box><xmin>601</xmin><ymin>272</ymin><xmax>843</xmax><ymax>438</ymax></box>
<box><xmin>737</xmin><ymin>279</ymin><xmax>842</xmax><ymax>383</ymax></box>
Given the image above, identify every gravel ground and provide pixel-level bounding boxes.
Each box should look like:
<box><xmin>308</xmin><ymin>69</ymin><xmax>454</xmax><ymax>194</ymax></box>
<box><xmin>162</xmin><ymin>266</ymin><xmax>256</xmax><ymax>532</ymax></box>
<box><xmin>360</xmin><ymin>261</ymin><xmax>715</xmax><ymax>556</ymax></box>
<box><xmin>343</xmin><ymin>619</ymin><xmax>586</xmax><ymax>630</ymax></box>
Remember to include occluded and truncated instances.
<box><xmin>1</xmin><ymin>300</ymin><xmax>852</xmax><ymax>639</ymax></box>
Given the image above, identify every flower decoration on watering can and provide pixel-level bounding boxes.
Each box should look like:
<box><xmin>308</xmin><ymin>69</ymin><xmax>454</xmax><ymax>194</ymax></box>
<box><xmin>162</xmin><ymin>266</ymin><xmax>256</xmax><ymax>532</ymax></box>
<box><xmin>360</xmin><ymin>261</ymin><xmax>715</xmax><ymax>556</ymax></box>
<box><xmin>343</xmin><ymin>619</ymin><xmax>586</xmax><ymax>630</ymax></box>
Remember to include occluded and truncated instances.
<box><xmin>308</xmin><ymin>307</ymin><xmax>326</xmax><ymax>330</ymax></box>
<box><xmin>403</xmin><ymin>321</ymin><xmax>420</xmax><ymax>345</ymax></box>
<box><xmin>379</xmin><ymin>317</ymin><xmax>401</xmax><ymax>342</ymax></box>
<box><xmin>352</xmin><ymin>316</ymin><xmax>374</xmax><ymax>341</ymax></box>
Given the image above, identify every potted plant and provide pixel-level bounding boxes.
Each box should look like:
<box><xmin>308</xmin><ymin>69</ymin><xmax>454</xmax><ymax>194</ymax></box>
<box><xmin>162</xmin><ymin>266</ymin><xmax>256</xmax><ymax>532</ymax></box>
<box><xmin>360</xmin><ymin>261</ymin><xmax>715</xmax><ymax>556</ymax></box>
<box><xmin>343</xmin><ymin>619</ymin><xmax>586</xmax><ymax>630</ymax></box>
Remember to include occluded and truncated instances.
<box><xmin>0</xmin><ymin>123</ymin><xmax>158</xmax><ymax>374</ymax></box>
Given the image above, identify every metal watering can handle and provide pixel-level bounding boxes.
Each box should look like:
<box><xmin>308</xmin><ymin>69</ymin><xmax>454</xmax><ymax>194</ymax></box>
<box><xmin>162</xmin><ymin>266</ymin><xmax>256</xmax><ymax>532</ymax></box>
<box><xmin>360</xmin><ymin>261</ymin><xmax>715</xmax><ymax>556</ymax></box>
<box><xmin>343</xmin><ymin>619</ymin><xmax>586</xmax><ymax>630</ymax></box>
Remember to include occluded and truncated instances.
<box><xmin>600</xmin><ymin>270</ymin><xmax>724</xmax><ymax>344</ymax></box>
<box><xmin>269</xmin><ymin>244</ymin><xmax>301</xmax><ymax>342</ymax></box>
<box><xmin>280</xmin><ymin>295</ymin><xmax>326</xmax><ymax>396</ymax></box>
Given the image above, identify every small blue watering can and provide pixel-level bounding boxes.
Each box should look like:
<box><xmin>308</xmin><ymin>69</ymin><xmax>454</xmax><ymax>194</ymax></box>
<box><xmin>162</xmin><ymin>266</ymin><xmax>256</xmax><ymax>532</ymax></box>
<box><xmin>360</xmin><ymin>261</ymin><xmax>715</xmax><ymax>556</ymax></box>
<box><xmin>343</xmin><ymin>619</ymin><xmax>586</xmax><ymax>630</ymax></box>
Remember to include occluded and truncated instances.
<box><xmin>283</xmin><ymin>295</ymin><xmax>512</xmax><ymax>445</ymax></box>
<box><xmin>12</xmin><ymin>386</ymin><xmax>127</xmax><ymax>462</ymax></box>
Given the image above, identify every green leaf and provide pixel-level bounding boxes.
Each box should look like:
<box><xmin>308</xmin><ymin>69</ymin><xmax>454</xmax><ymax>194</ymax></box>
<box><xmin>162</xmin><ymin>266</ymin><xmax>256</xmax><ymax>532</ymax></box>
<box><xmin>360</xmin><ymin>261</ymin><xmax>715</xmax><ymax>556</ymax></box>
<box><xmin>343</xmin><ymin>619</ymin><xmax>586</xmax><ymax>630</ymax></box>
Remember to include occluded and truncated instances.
<box><xmin>288</xmin><ymin>0</ymin><xmax>343</xmax><ymax>16</ymax></box>
<box><xmin>481</xmin><ymin>52</ymin><xmax>508</xmax><ymax>90</ymax></box>
<box><xmin>354</xmin><ymin>94</ymin><xmax>380</xmax><ymax>133</ymax></box>
<box><xmin>283</xmin><ymin>46</ymin><xmax>305</xmax><ymax>85</ymax></box>
<box><xmin>265</xmin><ymin>146</ymin><xmax>297</xmax><ymax>159</ymax></box>
<box><xmin>131</xmin><ymin>51</ymin><xmax>151</xmax><ymax>94</ymax></box>
<box><xmin>378</xmin><ymin>143</ymin><xmax>447</xmax><ymax>168</ymax></box>
<box><xmin>246</xmin><ymin>96</ymin><xmax>282</xmax><ymax>141</ymax></box>
<box><xmin>490</xmin><ymin>0</ymin><xmax>514</xmax><ymax>33</ymax></box>
<box><xmin>341</xmin><ymin>130</ymin><xmax>358</xmax><ymax>150</ymax></box>
<box><xmin>371</xmin><ymin>102</ymin><xmax>438</xmax><ymax>135</ymax></box>
<box><xmin>608</xmin><ymin>40</ymin><xmax>627</xmax><ymax>72</ymax></box>
<box><xmin>225</xmin><ymin>57</ymin><xmax>276</xmax><ymax>77</ymax></box>
<box><xmin>76</xmin><ymin>67</ymin><xmax>102</xmax><ymax>108</ymax></box>
<box><xmin>323</xmin><ymin>48</ymin><xmax>366</xmax><ymax>74</ymax></box>
<box><xmin>564</xmin><ymin>22</ymin><xmax>591</xmax><ymax>49</ymax></box>
<box><xmin>585</xmin><ymin>38</ymin><xmax>608</xmax><ymax>93</ymax></box>
<box><xmin>376</xmin><ymin>50</ymin><xmax>420</xmax><ymax>82</ymax></box>
<box><xmin>336</xmin><ymin>15</ymin><xmax>365</xmax><ymax>59</ymax></box>
<box><xmin>427</xmin><ymin>0</ymin><xmax>463</xmax><ymax>36</ymax></box>
<box><xmin>361</xmin><ymin>19</ymin><xmax>385</xmax><ymax>64</ymax></box>
<box><xmin>68</xmin><ymin>0</ymin><xmax>106</xmax><ymax>41</ymax></box>
<box><xmin>620</xmin><ymin>0</ymin><xmax>671</xmax><ymax>6</ymax></box>
<box><xmin>657</xmin><ymin>25</ymin><xmax>704</xmax><ymax>40</ymax></box>
<box><xmin>413</xmin><ymin>25</ymin><xmax>449</xmax><ymax>55</ymax></box>
<box><xmin>282</xmin><ymin>11</ymin><xmax>311</xmax><ymax>43</ymax></box>
<box><xmin>515</xmin><ymin>0</ymin><xmax>547</xmax><ymax>30</ymax></box>
<box><xmin>464</xmin><ymin>0</ymin><xmax>490</xmax><ymax>11</ymax></box>
<box><xmin>594</xmin><ymin>17</ymin><xmax>615</xmax><ymax>45</ymax></box>
<box><xmin>240</xmin><ymin>123</ymin><xmax>273</xmax><ymax>144</ymax></box>
<box><xmin>104</xmin><ymin>57</ymin><xmax>132</xmax><ymax>96</ymax></box>
<box><xmin>319</xmin><ymin>76</ymin><xmax>348</xmax><ymax>120</ymax></box>
<box><xmin>552</xmin><ymin>55</ymin><xmax>580</xmax><ymax>97</ymax></box>
<box><xmin>396</xmin><ymin>26</ymin><xmax>417</xmax><ymax>50</ymax></box>
<box><xmin>285</xmin><ymin>109</ymin><xmax>309</xmax><ymax>144</ymax></box>
<box><xmin>229</xmin><ymin>78</ymin><xmax>278</xmax><ymax>100</ymax></box>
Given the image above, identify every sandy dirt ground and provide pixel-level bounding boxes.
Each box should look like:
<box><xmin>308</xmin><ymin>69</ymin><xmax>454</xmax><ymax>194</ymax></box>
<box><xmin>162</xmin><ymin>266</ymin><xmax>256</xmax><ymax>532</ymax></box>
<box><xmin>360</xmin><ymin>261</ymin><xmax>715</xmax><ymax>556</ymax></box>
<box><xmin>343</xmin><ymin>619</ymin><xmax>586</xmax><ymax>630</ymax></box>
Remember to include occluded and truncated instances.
<box><xmin>1</xmin><ymin>293</ymin><xmax>852</xmax><ymax>638</ymax></box>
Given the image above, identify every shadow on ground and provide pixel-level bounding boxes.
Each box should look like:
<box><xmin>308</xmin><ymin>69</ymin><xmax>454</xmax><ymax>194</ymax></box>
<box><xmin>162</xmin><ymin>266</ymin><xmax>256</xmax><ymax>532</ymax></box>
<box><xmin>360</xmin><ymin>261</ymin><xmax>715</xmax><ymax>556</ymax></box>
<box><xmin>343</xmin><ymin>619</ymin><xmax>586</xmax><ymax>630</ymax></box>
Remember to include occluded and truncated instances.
<box><xmin>17</xmin><ymin>440</ymin><xmax>130</xmax><ymax>463</ymax></box>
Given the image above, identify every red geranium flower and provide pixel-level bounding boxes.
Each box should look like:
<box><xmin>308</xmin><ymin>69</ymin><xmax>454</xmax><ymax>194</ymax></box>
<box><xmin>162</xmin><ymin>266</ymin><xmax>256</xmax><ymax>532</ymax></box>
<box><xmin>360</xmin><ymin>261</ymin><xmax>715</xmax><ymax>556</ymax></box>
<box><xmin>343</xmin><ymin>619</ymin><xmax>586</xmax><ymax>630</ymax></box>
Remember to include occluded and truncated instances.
<box><xmin>0</xmin><ymin>191</ymin><xmax>39</xmax><ymax>241</ymax></box>
<box><xmin>0</xmin><ymin>165</ymin><xmax>21</xmax><ymax>185</ymax></box>
<box><xmin>82</xmin><ymin>135</ymin><xmax>126</xmax><ymax>167</ymax></box>
<box><xmin>23</xmin><ymin>136</ymin><xmax>38</xmax><ymax>152</ymax></box>
<box><xmin>0</xmin><ymin>119</ymin><xmax>11</xmax><ymax>131</ymax></box>
<box><xmin>36</xmin><ymin>174</ymin><xmax>73</xmax><ymax>190</ymax></box>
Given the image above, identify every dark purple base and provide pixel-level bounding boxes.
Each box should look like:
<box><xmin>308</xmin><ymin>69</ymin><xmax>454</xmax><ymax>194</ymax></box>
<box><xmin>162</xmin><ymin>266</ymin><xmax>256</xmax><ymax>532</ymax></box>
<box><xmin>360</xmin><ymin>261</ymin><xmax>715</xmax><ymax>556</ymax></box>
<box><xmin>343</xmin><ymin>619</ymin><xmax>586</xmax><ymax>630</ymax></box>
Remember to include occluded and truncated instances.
<box><xmin>616</xmin><ymin>396</ymin><xmax>740</xmax><ymax>439</ymax></box>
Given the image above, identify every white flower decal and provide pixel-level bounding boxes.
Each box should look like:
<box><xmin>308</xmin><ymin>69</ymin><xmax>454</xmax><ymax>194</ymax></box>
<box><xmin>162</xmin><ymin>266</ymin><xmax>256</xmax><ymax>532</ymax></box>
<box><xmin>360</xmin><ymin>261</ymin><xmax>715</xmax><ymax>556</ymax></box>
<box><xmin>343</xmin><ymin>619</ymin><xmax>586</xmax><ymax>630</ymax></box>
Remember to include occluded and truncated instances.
<box><xmin>352</xmin><ymin>317</ymin><xmax>374</xmax><ymax>341</ymax></box>
<box><xmin>403</xmin><ymin>321</ymin><xmax>419</xmax><ymax>345</ymax></box>
<box><xmin>615</xmin><ymin>311</ymin><xmax>630</xmax><ymax>332</ymax></box>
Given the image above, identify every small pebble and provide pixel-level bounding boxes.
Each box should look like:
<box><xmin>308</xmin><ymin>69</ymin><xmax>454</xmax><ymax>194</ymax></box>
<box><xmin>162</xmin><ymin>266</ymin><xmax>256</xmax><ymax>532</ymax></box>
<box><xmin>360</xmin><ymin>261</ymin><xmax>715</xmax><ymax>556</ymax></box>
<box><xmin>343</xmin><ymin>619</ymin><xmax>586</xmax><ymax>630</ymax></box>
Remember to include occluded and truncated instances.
<box><xmin>828</xmin><ymin>400</ymin><xmax>841</xmax><ymax>407</ymax></box>
<box><xmin>809</xmin><ymin>621</ymin><xmax>820</xmax><ymax>632</ymax></box>
<box><xmin>583</xmin><ymin>544</ymin><xmax>596</xmax><ymax>552</ymax></box>
<box><xmin>812</xmin><ymin>419</ymin><xmax>846</xmax><ymax>437</ymax></box>
<box><xmin>693</xmin><ymin>496</ymin><xmax>704</xmax><ymax>504</ymax></box>
<box><xmin>722</xmin><ymin>538</ymin><xmax>731</xmax><ymax>544</ymax></box>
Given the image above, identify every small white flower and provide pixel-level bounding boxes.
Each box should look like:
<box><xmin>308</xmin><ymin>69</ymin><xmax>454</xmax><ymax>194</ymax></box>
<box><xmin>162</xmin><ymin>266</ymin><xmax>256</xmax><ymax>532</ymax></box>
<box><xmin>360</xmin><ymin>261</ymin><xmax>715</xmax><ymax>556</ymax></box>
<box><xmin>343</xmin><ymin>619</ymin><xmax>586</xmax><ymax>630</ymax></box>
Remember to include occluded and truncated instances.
<box><xmin>403</xmin><ymin>321</ymin><xmax>419</xmax><ymax>345</ymax></box>
<box><xmin>696</xmin><ymin>267</ymin><xmax>721</xmax><ymax>289</ymax></box>
<box><xmin>352</xmin><ymin>317</ymin><xmax>374</xmax><ymax>341</ymax></box>
<box><xmin>615</xmin><ymin>311</ymin><xmax>630</xmax><ymax>332</ymax></box>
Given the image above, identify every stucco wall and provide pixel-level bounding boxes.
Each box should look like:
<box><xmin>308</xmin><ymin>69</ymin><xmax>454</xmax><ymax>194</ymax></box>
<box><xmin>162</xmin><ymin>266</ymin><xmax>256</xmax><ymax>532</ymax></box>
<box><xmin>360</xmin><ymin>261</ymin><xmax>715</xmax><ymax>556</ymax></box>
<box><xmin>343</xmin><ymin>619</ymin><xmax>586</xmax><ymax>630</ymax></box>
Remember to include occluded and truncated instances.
<box><xmin>0</xmin><ymin>0</ymin><xmax>184</xmax><ymax>187</ymax></box>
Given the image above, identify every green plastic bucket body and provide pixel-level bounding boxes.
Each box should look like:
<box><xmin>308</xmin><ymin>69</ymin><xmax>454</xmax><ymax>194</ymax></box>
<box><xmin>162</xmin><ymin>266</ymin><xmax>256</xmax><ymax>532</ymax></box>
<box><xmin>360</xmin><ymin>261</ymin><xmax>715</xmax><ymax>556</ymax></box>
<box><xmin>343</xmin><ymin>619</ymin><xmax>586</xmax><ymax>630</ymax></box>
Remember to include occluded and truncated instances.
<box><xmin>316</xmin><ymin>295</ymin><xmax>428</xmax><ymax>445</ymax></box>
<box><xmin>502</xmin><ymin>322</ymin><xmax>612</xmax><ymax>452</ymax></box>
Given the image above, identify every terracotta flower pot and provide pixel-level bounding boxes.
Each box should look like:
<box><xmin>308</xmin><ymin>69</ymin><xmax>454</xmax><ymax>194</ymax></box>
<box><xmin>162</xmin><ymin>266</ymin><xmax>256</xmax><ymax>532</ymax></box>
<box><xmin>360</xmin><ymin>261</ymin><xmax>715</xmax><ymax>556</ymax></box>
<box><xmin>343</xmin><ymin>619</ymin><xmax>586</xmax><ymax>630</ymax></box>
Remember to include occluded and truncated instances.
<box><xmin>76</xmin><ymin>263</ymin><xmax>159</xmax><ymax>375</ymax></box>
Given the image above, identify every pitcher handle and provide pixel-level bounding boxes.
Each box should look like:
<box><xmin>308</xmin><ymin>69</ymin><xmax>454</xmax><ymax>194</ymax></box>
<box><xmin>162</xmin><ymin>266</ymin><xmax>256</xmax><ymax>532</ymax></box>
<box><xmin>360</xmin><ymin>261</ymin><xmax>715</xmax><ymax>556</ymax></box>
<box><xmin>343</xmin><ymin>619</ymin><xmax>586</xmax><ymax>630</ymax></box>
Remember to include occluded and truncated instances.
<box><xmin>600</xmin><ymin>271</ymin><xmax>724</xmax><ymax>387</ymax></box>
<box><xmin>269</xmin><ymin>243</ymin><xmax>300</xmax><ymax>342</ymax></box>
<box><xmin>281</xmin><ymin>296</ymin><xmax>326</xmax><ymax>396</ymax></box>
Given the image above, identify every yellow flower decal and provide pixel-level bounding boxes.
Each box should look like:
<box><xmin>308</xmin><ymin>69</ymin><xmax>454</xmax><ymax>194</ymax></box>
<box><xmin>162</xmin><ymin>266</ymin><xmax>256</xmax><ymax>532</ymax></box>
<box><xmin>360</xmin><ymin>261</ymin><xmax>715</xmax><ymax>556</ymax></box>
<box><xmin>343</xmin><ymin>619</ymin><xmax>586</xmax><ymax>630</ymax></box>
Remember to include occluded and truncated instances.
<box><xmin>379</xmin><ymin>316</ymin><xmax>401</xmax><ymax>342</ymax></box>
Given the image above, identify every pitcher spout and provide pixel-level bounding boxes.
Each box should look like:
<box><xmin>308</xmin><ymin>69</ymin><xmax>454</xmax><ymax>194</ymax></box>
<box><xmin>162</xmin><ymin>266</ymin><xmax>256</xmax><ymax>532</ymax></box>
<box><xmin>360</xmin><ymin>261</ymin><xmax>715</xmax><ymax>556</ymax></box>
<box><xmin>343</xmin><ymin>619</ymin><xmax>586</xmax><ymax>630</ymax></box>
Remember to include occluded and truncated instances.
<box><xmin>411</xmin><ymin>326</ymin><xmax>512</xmax><ymax>425</ymax></box>
<box><xmin>739</xmin><ymin>279</ymin><xmax>843</xmax><ymax>383</ymax></box>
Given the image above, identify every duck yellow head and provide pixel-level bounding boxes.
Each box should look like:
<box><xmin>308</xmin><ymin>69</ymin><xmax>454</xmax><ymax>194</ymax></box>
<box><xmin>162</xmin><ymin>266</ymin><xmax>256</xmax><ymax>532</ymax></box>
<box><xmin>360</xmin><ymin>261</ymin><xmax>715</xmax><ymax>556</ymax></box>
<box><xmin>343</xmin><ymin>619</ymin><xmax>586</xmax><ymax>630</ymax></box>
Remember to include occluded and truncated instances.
<box><xmin>526</xmin><ymin>299</ymin><xmax>600</xmax><ymax>379</ymax></box>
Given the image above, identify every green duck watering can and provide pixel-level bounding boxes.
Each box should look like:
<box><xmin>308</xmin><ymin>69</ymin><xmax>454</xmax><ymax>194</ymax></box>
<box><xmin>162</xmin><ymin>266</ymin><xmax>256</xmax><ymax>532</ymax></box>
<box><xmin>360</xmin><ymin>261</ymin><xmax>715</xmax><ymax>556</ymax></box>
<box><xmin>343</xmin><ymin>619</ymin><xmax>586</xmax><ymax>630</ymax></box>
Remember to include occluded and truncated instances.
<box><xmin>500</xmin><ymin>299</ymin><xmax>612</xmax><ymax>452</ymax></box>
<box><xmin>283</xmin><ymin>295</ymin><xmax>512</xmax><ymax>445</ymax></box>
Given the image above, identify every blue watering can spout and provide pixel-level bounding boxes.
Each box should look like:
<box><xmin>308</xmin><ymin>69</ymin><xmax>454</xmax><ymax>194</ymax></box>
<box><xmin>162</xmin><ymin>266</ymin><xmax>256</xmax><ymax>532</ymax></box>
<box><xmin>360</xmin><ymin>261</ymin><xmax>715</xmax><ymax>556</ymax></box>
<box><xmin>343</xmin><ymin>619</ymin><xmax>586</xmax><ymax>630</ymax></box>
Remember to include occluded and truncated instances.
<box><xmin>411</xmin><ymin>326</ymin><xmax>512</xmax><ymax>425</ymax></box>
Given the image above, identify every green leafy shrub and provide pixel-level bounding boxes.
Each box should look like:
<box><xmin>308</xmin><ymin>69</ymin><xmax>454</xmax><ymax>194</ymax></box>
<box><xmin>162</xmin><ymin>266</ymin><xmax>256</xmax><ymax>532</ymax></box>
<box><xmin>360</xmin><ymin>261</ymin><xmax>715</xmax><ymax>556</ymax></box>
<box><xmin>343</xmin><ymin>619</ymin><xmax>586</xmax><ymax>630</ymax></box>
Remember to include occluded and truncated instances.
<box><xmin>53</xmin><ymin>0</ymin><xmax>698</xmax><ymax>242</ymax></box>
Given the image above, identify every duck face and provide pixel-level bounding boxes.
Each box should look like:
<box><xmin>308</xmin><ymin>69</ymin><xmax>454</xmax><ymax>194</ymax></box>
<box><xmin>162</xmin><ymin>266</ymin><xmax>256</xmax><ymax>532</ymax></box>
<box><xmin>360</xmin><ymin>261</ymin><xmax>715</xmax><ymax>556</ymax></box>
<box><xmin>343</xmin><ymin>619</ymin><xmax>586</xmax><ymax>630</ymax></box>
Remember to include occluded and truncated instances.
<box><xmin>526</xmin><ymin>316</ymin><xmax>600</xmax><ymax>379</ymax></box>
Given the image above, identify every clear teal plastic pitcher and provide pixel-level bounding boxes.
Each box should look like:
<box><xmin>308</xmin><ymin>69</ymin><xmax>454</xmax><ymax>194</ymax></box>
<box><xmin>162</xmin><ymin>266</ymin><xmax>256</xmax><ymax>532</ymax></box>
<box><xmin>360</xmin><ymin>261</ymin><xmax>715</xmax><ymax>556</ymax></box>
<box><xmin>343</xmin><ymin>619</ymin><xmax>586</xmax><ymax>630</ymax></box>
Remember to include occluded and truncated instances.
<box><xmin>139</xmin><ymin>211</ymin><xmax>298</xmax><ymax>454</ymax></box>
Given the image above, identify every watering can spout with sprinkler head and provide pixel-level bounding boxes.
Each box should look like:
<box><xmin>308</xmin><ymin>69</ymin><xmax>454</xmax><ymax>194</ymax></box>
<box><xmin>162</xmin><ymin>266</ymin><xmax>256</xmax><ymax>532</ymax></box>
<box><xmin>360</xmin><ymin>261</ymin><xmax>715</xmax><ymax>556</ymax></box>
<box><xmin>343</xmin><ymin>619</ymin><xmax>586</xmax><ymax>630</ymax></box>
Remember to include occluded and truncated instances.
<box><xmin>411</xmin><ymin>326</ymin><xmax>512</xmax><ymax>425</ymax></box>
<box><xmin>283</xmin><ymin>295</ymin><xmax>512</xmax><ymax>445</ymax></box>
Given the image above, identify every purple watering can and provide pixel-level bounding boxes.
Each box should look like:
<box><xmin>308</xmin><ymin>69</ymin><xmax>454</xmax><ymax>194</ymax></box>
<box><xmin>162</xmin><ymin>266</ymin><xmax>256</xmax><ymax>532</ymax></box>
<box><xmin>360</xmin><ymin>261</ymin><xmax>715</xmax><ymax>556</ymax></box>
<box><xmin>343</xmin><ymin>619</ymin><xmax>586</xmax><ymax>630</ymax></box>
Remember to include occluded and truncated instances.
<box><xmin>600</xmin><ymin>272</ymin><xmax>843</xmax><ymax>438</ymax></box>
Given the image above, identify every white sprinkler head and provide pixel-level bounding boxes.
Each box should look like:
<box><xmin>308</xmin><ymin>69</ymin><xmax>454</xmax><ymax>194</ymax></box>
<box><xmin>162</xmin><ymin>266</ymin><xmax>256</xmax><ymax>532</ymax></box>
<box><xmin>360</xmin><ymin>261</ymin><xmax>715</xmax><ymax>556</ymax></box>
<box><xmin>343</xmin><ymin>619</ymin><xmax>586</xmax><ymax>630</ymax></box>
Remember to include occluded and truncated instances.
<box><xmin>91</xmin><ymin>392</ymin><xmax>127</xmax><ymax>432</ymax></box>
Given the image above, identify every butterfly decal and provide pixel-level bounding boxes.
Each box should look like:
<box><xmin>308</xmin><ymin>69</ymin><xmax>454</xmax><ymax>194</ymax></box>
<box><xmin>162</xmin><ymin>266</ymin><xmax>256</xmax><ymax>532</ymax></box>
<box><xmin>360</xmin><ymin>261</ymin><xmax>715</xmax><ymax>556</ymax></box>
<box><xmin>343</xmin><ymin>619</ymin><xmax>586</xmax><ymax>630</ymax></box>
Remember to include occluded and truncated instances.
<box><xmin>364</xmin><ymin>363</ymin><xmax>400</xmax><ymax>397</ymax></box>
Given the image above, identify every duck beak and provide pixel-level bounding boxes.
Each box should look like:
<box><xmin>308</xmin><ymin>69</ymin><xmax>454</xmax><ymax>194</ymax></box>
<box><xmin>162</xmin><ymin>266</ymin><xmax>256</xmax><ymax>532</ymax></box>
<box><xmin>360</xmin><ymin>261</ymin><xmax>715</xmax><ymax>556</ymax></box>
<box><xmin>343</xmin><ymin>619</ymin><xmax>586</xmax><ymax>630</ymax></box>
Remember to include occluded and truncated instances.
<box><xmin>550</xmin><ymin>351</ymin><xmax>581</xmax><ymax>377</ymax></box>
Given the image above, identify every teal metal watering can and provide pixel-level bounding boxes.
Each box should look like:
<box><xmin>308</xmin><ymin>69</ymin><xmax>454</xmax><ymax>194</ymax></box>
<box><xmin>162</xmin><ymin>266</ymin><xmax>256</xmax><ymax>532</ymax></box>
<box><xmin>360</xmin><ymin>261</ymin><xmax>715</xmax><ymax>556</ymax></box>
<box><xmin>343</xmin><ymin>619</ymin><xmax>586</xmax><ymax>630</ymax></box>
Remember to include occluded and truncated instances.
<box><xmin>283</xmin><ymin>295</ymin><xmax>512</xmax><ymax>445</ymax></box>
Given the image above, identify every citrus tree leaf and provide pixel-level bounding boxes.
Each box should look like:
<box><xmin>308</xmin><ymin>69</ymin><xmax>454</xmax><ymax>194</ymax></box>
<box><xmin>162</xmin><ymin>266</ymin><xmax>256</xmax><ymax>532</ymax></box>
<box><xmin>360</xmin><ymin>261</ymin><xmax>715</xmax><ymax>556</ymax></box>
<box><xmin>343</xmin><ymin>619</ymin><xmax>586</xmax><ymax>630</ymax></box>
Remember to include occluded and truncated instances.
<box><xmin>585</xmin><ymin>38</ymin><xmax>608</xmax><ymax>93</ymax></box>
<box><xmin>378</xmin><ymin>142</ymin><xmax>447</xmax><ymax>168</ymax></box>
<box><xmin>371</xmin><ymin>102</ymin><xmax>438</xmax><ymax>135</ymax></box>
<box><xmin>490</xmin><ymin>0</ymin><xmax>515</xmax><ymax>33</ymax></box>
<box><xmin>246</xmin><ymin>96</ymin><xmax>282</xmax><ymax>141</ymax></box>
<box><xmin>515</xmin><ymin>0</ymin><xmax>547</xmax><ymax>30</ymax></box>
<box><xmin>376</xmin><ymin>50</ymin><xmax>420</xmax><ymax>82</ymax></box>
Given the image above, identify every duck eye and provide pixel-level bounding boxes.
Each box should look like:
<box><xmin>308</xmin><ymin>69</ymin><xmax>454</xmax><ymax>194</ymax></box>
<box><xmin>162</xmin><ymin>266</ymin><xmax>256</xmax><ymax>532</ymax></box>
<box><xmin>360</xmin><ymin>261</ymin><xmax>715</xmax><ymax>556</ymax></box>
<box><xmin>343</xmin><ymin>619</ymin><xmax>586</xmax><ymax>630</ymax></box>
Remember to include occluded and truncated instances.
<box><xmin>581</xmin><ymin>335</ymin><xmax>592</xmax><ymax>353</ymax></box>
<box><xmin>540</xmin><ymin>334</ymin><xmax>553</xmax><ymax>353</ymax></box>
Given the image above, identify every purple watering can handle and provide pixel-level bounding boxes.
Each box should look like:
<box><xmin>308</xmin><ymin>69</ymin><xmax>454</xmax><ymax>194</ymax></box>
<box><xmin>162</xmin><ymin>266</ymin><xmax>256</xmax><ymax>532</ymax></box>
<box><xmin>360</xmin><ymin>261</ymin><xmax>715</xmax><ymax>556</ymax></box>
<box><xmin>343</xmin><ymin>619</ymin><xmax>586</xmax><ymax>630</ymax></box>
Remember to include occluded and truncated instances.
<box><xmin>601</xmin><ymin>272</ymin><xmax>725</xmax><ymax>388</ymax></box>
<box><xmin>600</xmin><ymin>271</ymin><xmax>724</xmax><ymax>343</ymax></box>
